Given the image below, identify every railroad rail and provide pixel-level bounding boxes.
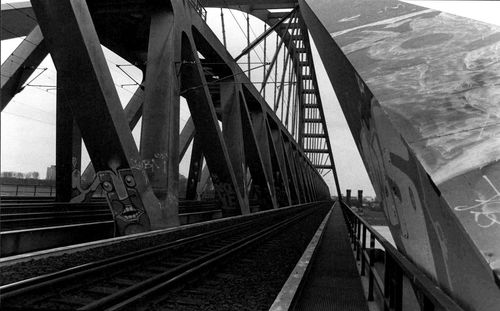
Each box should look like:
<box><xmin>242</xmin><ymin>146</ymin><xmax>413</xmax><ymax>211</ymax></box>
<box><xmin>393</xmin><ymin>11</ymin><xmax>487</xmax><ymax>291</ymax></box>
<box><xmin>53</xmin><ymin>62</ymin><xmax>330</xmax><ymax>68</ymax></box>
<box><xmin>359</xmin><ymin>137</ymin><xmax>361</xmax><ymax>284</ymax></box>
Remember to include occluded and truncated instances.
<box><xmin>0</xmin><ymin>199</ymin><xmax>222</xmax><ymax>231</ymax></box>
<box><xmin>0</xmin><ymin>199</ymin><xmax>229</xmax><ymax>256</ymax></box>
<box><xmin>0</xmin><ymin>202</ymin><xmax>329</xmax><ymax>310</ymax></box>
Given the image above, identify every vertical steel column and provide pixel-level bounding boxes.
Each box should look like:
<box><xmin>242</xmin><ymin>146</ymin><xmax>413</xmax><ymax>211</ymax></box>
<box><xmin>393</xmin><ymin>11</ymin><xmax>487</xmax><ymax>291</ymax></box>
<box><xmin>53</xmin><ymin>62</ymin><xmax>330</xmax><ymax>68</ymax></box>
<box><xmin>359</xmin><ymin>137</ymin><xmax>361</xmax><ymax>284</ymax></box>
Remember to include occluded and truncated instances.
<box><xmin>263</xmin><ymin>23</ymin><xmax>267</xmax><ymax>99</ymax></box>
<box><xmin>288</xmin><ymin>144</ymin><xmax>306</xmax><ymax>202</ymax></box>
<box><xmin>240</xmin><ymin>93</ymin><xmax>279</xmax><ymax>210</ymax></box>
<box><xmin>180</xmin><ymin>34</ymin><xmax>246</xmax><ymax>216</ymax></box>
<box><xmin>247</xmin><ymin>106</ymin><xmax>280</xmax><ymax>210</ymax></box>
<box><xmin>270</xmin><ymin>127</ymin><xmax>292</xmax><ymax>206</ymax></box>
<box><xmin>220</xmin><ymin>78</ymin><xmax>250</xmax><ymax>211</ymax></box>
<box><xmin>266</xmin><ymin>122</ymin><xmax>292</xmax><ymax>206</ymax></box>
<box><xmin>185</xmin><ymin>134</ymin><xmax>204</xmax><ymax>200</ymax></box>
<box><xmin>220</xmin><ymin>8</ymin><xmax>227</xmax><ymax>48</ymax></box>
<box><xmin>358</xmin><ymin>190</ymin><xmax>363</xmax><ymax>210</ymax></box>
<box><xmin>141</xmin><ymin>5</ymin><xmax>181</xmax><ymax>226</ymax></box>
<box><xmin>296</xmin><ymin>153</ymin><xmax>312</xmax><ymax>202</ymax></box>
<box><xmin>55</xmin><ymin>81</ymin><xmax>78</xmax><ymax>202</ymax></box>
<box><xmin>246</xmin><ymin>13</ymin><xmax>251</xmax><ymax>81</ymax></box>
<box><xmin>280</xmin><ymin>137</ymin><xmax>300</xmax><ymax>204</ymax></box>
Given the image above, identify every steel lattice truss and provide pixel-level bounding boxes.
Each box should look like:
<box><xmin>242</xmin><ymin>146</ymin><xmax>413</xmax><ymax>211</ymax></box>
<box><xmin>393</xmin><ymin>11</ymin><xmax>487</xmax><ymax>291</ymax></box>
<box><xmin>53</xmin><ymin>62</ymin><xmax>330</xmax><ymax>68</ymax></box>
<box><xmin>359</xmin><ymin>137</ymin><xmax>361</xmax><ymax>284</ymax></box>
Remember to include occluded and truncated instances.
<box><xmin>1</xmin><ymin>0</ymin><xmax>340</xmax><ymax>234</ymax></box>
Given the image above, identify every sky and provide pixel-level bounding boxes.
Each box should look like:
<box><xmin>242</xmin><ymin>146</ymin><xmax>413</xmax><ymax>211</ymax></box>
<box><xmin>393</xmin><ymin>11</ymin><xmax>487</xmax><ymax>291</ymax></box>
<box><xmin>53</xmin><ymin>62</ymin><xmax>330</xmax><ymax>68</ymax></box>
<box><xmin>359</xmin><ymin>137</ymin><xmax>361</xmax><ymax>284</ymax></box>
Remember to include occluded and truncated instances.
<box><xmin>2</xmin><ymin>0</ymin><xmax>500</xmax><ymax>198</ymax></box>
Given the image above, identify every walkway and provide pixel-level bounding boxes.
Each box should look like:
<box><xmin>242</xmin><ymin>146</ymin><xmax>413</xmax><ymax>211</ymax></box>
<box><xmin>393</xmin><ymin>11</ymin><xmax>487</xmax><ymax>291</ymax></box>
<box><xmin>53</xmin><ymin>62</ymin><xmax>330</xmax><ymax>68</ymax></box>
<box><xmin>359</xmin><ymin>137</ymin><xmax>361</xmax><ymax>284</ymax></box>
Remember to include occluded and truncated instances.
<box><xmin>294</xmin><ymin>206</ymin><xmax>369</xmax><ymax>310</ymax></box>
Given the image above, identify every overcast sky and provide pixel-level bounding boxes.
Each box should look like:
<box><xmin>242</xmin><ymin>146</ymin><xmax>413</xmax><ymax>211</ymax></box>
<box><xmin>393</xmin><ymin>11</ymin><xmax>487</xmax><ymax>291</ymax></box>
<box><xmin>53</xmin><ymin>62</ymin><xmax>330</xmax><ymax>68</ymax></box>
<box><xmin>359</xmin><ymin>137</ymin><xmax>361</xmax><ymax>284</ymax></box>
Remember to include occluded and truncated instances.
<box><xmin>2</xmin><ymin>0</ymin><xmax>499</xmax><ymax>197</ymax></box>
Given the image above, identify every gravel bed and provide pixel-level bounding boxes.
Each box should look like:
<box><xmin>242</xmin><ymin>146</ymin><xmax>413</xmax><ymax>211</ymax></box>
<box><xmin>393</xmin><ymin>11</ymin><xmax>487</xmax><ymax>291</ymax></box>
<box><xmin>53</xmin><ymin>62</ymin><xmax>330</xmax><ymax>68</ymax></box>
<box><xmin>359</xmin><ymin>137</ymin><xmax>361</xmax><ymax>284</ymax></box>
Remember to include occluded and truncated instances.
<box><xmin>0</xmin><ymin>204</ymin><xmax>320</xmax><ymax>286</ymax></box>
<box><xmin>146</xmin><ymin>203</ymin><xmax>331</xmax><ymax>311</ymax></box>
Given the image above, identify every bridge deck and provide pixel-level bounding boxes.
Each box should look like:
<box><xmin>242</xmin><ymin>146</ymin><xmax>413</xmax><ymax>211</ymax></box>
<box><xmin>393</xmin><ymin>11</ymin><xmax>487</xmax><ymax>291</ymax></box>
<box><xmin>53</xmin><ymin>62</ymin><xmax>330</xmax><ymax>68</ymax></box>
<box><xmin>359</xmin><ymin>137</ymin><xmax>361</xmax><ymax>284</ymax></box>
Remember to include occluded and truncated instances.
<box><xmin>294</xmin><ymin>206</ymin><xmax>369</xmax><ymax>311</ymax></box>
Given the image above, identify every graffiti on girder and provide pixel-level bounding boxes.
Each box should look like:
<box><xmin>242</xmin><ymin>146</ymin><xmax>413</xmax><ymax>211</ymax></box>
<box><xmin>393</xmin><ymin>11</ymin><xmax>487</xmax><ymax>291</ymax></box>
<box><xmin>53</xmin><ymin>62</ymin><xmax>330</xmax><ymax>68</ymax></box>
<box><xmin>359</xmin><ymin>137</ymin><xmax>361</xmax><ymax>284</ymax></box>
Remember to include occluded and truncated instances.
<box><xmin>130</xmin><ymin>153</ymin><xmax>169</xmax><ymax>175</ymax></box>
<box><xmin>98</xmin><ymin>168</ymin><xmax>151</xmax><ymax>235</ymax></box>
<box><xmin>455</xmin><ymin>175</ymin><xmax>500</xmax><ymax>228</ymax></box>
<box><xmin>70</xmin><ymin>157</ymin><xmax>100</xmax><ymax>203</ymax></box>
<box><xmin>211</xmin><ymin>173</ymin><xmax>238</xmax><ymax>210</ymax></box>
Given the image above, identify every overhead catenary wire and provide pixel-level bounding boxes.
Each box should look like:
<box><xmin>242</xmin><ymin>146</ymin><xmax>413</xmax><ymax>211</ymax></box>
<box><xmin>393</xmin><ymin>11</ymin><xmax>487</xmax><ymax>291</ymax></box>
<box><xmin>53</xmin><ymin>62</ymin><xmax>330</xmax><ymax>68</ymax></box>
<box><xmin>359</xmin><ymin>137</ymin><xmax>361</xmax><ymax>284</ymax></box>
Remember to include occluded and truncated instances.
<box><xmin>1</xmin><ymin>27</ymin><xmax>197</xmax><ymax>128</ymax></box>
<box><xmin>219</xmin><ymin>2</ymin><xmax>271</xmax><ymax>83</ymax></box>
<box><xmin>180</xmin><ymin>62</ymin><xmax>269</xmax><ymax>95</ymax></box>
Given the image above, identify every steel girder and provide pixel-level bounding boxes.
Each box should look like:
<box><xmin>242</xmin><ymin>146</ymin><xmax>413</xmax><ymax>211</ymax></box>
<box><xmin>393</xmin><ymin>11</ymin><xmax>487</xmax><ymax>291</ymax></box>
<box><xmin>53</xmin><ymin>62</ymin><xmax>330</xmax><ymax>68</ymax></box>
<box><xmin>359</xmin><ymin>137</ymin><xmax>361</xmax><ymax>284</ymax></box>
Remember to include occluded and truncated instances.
<box><xmin>1</xmin><ymin>1</ymin><xmax>340</xmax><ymax>191</ymax></box>
<box><xmin>201</xmin><ymin>3</ymin><xmax>342</xmax><ymax>195</ymax></box>
<box><xmin>30</xmin><ymin>0</ymin><xmax>164</xmax><ymax>235</ymax></box>
<box><xmin>2</xmin><ymin>0</ymin><xmax>330</xmax><ymax>235</ymax></box>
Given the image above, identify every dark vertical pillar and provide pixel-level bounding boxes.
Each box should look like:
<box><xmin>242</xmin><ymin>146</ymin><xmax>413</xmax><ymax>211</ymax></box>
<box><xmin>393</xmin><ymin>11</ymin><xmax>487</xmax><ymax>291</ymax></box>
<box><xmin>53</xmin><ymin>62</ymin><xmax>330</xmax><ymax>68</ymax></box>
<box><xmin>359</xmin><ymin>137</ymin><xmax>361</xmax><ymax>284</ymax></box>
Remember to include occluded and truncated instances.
<box><xmin>55</xmin><ymin>83</ymin><xmax>74</xmax><ymax>202</ymax></box>
<box><xmin>346</xmin><ymin>189</ymin><xmax>352</xmax><ymax>206</ymax></box>
<box><xmin>186</xmin><ymin>135</ymin><xmax>204</xmax><ymax>200</ymax></box>
<box><xmin>250</xmin><ymin>109</ymin><xmax>279</xmax><ymax>209</ymax></box>
<box><xmin>358</xmin><ymin>189</ymin><xmax>363</xmax><ymax>210</ymax></box>
<box><xmin>180</xmin><ymin>35</ymin><xmax>246</xmax><ymax>216</ymax></box>
<box><xmin>140</xmin><ymin>6</ymin><xmax>180</xmax><ymax>226</ymax></box>
<box><xmin>240</xmin><ymin>94</ymin><xmax>279</xmax><ymax>210</ymax></box>
<box><xmin>281</xmin><ymin>138</ymin><xmax>300</xmax><ymax>204</ymax></box>
<box><xmin>220</xmin><ymin>81</ymin><xmax>249</xmax><ymax>211</ymax></box>
<box><xmin>266</xmin><ymin>123</ymin><xmax>291</xmax><ymax>206</ymax></box>
<box><xmin>70</xmin><ymin>124</ymin><xmax>82</xmax><ymax>198</ymax></box>
<box><xmin>270</xmin><ymin>127</ymin><xmax>292</xmax><ymax>206</ymax></box>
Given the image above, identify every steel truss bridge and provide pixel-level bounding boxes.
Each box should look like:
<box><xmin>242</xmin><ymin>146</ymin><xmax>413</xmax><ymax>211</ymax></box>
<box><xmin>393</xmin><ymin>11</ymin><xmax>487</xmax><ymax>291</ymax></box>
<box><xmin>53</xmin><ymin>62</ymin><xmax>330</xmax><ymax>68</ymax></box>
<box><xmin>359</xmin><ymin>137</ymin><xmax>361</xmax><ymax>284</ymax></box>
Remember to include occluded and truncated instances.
<box><xmin>1</xmin><ymin>0</ymin><xmax>500</xmax><ymax>310</ymax></box>
<box><xmin>2</xmin><ymin>0</ymin><xmax>339</xmax><ymax>234</ymax></box>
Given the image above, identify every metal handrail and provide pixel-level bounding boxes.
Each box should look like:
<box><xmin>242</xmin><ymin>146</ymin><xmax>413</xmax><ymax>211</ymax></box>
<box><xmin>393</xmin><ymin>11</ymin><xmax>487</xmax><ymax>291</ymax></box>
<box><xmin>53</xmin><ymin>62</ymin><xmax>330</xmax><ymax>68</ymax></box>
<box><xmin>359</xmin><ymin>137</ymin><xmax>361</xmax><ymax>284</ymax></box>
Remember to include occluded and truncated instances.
<box><xmin>1</xmin><ymin>184</ymin><xmax>56</xmax><ymax>197</ymax></box>
<box><xmin>339</xmin><ymin>201</ymin><xmax>465</xmax><ymax>311</ymax></box>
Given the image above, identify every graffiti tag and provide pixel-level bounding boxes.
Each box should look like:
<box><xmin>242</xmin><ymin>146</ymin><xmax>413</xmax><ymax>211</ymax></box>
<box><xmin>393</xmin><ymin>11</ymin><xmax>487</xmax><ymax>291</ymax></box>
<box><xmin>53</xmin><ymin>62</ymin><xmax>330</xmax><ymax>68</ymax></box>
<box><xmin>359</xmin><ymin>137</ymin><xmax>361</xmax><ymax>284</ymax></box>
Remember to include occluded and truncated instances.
<box><xmin>455</xmin><ymin>175</ymin><xmax>500</xmax><ymax>228</ymax></box>
<box><xmin>211</xmin><ymin>173</ymin><xmax>237</xmax><ymax>209</ymax></box>
<box><xmin>131</xmin><ymin>153</ymin><xmax>169</xmax><ymax>174</ymax></box>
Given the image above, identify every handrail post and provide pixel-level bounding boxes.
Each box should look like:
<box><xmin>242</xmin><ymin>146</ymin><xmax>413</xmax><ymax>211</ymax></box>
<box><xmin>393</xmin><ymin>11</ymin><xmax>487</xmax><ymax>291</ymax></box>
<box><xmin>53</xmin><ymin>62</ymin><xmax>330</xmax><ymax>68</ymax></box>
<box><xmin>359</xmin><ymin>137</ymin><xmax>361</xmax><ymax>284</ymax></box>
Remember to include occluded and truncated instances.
<box><xmin>384</xmin><ymin>253</ymin><xmax>392</xmax><ymax>310</ymax></box>
<box><xmin>361</xmin><ymin>226</ymin><xmax>367</xmax><ymax>275</ymax></box>
<box><xmin>368</xmin><ymin>233</ymin><xmax>375</xmax><ymax>301</ymax></box>
<box><xmin>395</xmin><ymin>267</ymin><xmax>403</xmax><ymax>311</ymax></box>
<box><xmin>353</xmin><ymin>218</ymin><xmax>358</xmax><ymax>249</ymax></box>
<box><xmin>356</xmin><ymin>219</ymin><xmax>362</xmax><ymax>260</ymax></box>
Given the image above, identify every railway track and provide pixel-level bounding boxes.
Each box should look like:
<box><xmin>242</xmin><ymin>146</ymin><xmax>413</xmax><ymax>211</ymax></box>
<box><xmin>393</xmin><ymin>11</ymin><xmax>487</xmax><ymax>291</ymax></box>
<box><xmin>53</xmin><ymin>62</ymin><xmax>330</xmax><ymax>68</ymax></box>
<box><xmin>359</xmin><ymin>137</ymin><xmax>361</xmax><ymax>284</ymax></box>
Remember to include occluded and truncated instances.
<box><xmin>0</xmin><ymin>202</ymin><xmax>329</xmax><ymax>310</ymax></box>
<box><xmin>0</xmin><ymin>198</ymin><xmax>225</xmax><ymax>256</ymax></box>
<box><xmin>0</xmin><ymin>199</ymin><xmax>222</xmax><ymax>231</ymax></box>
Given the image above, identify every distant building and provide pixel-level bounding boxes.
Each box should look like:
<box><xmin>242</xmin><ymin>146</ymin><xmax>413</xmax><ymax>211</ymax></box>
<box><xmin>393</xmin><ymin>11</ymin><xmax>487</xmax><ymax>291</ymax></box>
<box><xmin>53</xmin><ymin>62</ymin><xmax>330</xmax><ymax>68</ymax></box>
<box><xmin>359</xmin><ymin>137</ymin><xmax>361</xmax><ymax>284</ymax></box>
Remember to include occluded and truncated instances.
<box><xmin>46</xmin><ymin>165</ymin><xmax>56</xmax><ymax>180</ymax></box>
